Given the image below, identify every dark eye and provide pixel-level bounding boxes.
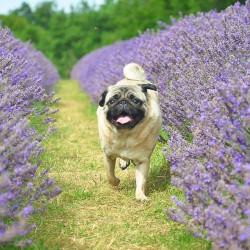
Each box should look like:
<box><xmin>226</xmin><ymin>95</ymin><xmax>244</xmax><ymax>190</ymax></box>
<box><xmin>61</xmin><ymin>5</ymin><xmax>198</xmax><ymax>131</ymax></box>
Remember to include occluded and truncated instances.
<box><xmin>132</xmin><ymin>98</ymin><xmax>141</xmax><ymax>105</ymax></box>
<box><xmin>108</xmin><ymin>98</ymin><xmax>116</xmax><ymax>105</ymax></box>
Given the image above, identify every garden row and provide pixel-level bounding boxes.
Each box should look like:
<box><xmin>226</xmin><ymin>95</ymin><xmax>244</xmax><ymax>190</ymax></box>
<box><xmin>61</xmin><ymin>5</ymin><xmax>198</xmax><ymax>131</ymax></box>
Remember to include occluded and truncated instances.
<box><xmin>0</xmin><ymin>26</ymin><xmax>60</xmax><ymax>246</ymax></box>
<box><xmin>71</xmin><ymin>2</ymin><xmax>250</xmax><ymax>249</ymax></box>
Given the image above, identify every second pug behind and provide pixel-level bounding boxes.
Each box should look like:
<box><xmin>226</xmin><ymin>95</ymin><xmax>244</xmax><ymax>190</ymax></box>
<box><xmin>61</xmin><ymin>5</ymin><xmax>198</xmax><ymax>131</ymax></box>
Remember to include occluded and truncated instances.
<box><xmin>97</xmin><ymin>63</ymin><xmax>162</xmax><ymax>201</ymax></box>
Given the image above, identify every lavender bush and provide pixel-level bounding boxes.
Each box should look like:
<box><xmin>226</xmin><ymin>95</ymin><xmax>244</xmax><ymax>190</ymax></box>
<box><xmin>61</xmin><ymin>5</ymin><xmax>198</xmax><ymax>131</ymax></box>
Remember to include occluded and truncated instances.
<box><xmin>71</xmin><ymin>1</ymin><xmax>250</xmax><ymax>249</ymax></box>
<box><xmin>0</xmin><ymin>26</ymin><xmax>60</xmax><ymax>246</ymax></box>
<box><xmin>167</xmin><ymin>63</ymin><xmax>250</xmax><ymax>249</ymax></box>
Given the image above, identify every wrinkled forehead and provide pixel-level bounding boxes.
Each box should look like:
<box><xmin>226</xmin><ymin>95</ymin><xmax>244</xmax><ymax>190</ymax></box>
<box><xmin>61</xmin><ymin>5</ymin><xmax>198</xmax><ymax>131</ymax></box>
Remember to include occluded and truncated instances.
<box><xmin>106</xmin><ymin>85</ymin><xmax>145</xmax><ymax>100</ymax></box>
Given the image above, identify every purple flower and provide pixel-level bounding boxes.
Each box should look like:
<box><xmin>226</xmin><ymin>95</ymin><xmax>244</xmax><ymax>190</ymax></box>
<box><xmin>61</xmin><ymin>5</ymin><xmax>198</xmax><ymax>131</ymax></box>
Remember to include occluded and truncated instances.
<box><xmin>22</xmin><ymin>205</ymin><xmax>33</xmax><ymax>217</ymax></box>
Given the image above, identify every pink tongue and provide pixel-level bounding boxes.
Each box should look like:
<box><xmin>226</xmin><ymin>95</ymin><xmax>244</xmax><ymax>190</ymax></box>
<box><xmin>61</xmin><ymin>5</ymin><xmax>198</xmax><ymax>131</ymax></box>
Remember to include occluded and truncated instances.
<box><xmin>116</xmin><ymin>116</ymin><xmax>132</xmax><ymax>124</ymax></box>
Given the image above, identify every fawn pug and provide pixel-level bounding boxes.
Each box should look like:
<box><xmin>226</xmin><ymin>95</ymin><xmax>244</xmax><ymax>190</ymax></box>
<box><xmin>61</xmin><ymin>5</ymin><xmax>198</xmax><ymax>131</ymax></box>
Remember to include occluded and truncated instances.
<box><xmin>97</xmin><ymin>63</ymin><xmax>162</xmax><ymax>201</ymax></box>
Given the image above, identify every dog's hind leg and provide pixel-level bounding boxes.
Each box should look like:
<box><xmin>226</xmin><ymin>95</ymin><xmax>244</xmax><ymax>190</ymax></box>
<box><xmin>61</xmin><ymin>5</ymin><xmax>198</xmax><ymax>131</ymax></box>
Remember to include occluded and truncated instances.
<box><xmin>103</xmin><ymin>154</ymin><xmax>120</xmax><ymax>186</ymax></box>
<box><xmin>119</xmin><ymin>159</ymin><xmax>130</xmax><ymax>170</ymax></box>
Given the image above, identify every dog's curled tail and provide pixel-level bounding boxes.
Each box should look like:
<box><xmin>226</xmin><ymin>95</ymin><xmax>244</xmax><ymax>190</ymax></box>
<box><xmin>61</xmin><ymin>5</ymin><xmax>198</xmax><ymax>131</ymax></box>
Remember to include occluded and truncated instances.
<box><xmin>123</xmin><ymin>63</ymin><xmax>146</xmax><ymax>81</ymax></box>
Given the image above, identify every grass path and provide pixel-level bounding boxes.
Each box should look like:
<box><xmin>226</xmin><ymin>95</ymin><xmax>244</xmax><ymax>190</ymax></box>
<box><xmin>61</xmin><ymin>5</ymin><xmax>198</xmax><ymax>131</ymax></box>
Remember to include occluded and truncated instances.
<box><xmin>30</xmin><ymin>80</ymin><xmax>210</xmax><ymax>250</ymax></box>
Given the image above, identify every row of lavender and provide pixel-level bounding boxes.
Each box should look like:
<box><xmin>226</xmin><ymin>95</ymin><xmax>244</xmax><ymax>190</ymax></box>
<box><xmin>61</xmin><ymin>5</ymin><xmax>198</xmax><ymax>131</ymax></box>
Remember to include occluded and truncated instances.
<box><xmin>0</xmin><ymin>27</ymin><xmax>60</xmax><ymax>246</ymax></box>
<box><xmin>71</xmin><ymin>1</ymin><xmax>250</xmax><ymax>249</ymax></box>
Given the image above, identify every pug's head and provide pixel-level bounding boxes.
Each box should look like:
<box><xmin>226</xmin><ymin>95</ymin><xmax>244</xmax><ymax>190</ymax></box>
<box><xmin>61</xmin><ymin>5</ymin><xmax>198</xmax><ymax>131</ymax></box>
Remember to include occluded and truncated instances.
<box><xmin>99</xmin><ymin>84</ymin><xmax>157</xmax><ymax>129</ymax></box>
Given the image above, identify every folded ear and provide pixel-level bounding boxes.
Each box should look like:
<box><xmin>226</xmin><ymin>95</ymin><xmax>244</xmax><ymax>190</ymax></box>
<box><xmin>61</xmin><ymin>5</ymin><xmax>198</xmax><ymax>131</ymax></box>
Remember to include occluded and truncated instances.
<box><xmin>99</xmin><ymin>90</ymin><xmax>108</xmax><ymax>107</ymax></box>
<box><xmin>140</xmin><ymin>83</ymin><xmax>157</xmax><ymax>93</ymax></box>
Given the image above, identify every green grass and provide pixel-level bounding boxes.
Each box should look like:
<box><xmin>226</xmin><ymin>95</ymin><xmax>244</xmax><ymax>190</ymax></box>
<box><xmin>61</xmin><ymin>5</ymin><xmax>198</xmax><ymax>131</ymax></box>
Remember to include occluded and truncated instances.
<box><xmin>2</xmin><ymin>80</ymin><xmax>211</xmax><ymax>249</ymax></box>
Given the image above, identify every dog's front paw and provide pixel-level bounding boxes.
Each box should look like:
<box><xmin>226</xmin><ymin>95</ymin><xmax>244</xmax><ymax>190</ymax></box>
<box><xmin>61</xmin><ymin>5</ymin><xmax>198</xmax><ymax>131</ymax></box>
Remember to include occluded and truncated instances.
<box><xmin>108</xmin><ymin>177</ymin><xmax>120</xmax><ymax>186</ymax></box>
<box><xmin>136</xmin><ymin>192</ymin><xmax>148</xmax><ymax>202</ymax></box>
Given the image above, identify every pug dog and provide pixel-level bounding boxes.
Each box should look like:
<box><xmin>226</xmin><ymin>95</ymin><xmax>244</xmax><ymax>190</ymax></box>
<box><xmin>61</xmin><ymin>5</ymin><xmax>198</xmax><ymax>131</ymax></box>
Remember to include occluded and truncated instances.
<box><xmin>97</xmin><ymin>63</ymin><xmax>162</xmax><ymax>201</ymax></box>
